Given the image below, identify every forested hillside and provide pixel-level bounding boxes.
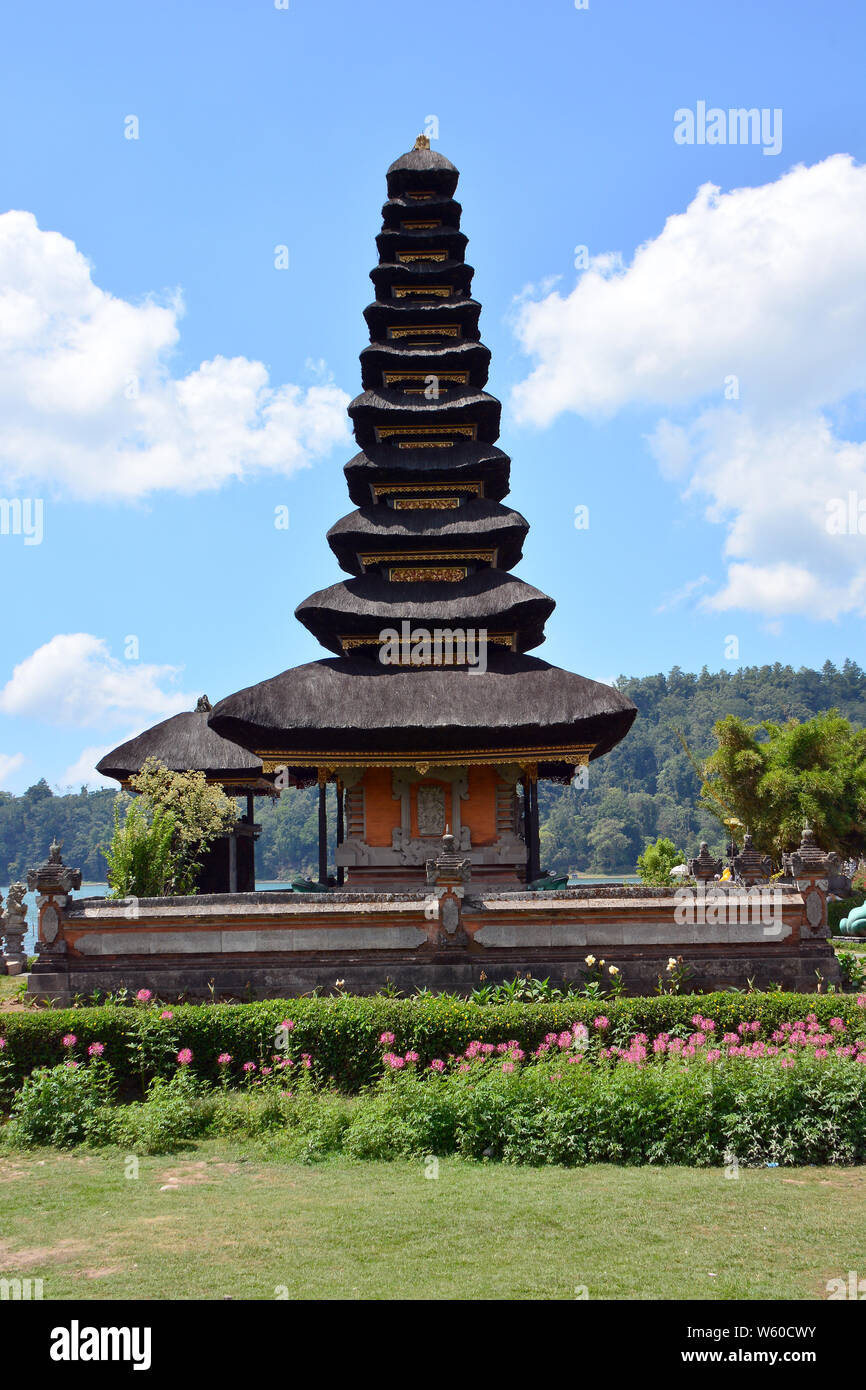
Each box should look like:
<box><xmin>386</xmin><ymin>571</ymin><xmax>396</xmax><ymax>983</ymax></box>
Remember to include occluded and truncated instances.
<box><xmin>3</xmin><ymin>660</ymin><xmax>865</xmax><ymax>882</ymax></box>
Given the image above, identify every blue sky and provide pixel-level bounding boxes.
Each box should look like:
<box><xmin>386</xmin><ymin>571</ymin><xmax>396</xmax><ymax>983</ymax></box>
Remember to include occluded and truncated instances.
<box><xmin>1</xmin><ymin>0</ymin><xmax>865</xmax><ymax>792</ymax></box>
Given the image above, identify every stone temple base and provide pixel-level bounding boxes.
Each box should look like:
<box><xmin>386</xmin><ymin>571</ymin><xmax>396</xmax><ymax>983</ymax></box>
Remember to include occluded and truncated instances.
<box><xmin>27</xmin><ymin>882</ymin><xmax>842</xmax><ymax>1003</ymax></box>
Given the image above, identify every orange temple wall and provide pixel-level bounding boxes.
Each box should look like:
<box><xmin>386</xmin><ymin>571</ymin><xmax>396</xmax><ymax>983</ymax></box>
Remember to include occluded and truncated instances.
<box><xmin>359</xmin><ymin>766</ymin><xmax>500</xmax><ymax>846</ymax></box>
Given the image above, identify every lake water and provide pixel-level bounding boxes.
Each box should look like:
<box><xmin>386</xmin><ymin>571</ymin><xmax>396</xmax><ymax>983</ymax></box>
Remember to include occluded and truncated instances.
<box><xmin>5</xmin><ymin>875</ymin><xmax>640</xmax><ymax>956</ymax></box>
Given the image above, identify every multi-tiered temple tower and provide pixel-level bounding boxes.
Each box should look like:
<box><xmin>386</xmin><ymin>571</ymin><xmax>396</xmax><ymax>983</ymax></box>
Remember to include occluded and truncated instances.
<box><xmin>210</xmin><ymin>138</ymin><xmax>636</xmax><ymax>887</ymax></box>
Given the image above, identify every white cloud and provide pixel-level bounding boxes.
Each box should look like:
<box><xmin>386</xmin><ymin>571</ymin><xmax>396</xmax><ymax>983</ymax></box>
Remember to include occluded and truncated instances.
<box><xmin>0</xmin><ymin>634</ymin><xmax>194</xmax><ymax>727</ymax></box>
<box><xmin>654</xmin><ymin>575</ymin><xmax>711</xmax><ymax>614</ymax></box>
<box><xmin>0</xmin><ymin>212</ymin><xmax>350</xmax><ymax>500</ymax></box>
<box><xmin>60</xmin><ymin>742</ymin><xmax>123</xmax><ymax>790</ymax></box>
<box><xmin>511</xmin><ymin>155</ymin><xmax>866</xmax><ymax>619</ymax></box>
<box><xmin>0</xmin><ymin>752</ymin><xmax>25</xmax><ymax>789</ymax></box>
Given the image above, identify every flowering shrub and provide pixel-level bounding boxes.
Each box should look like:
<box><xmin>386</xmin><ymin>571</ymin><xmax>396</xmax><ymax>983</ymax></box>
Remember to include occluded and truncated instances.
<box><xmin>4</xmin><ymin>1045</ymin><xmax>115</xmax><ymax>1148</ymax></box>
<box><xmin>2</xmin><ymin>994</ymin><xmax>866</xmax><ymax>1099</ymax></box>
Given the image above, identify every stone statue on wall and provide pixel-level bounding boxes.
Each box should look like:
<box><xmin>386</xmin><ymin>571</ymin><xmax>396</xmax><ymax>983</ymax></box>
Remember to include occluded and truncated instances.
<box><xmin>2</xmin><ymin>881</ymin><xmax>28</xmax><ymax>972</ymax></box>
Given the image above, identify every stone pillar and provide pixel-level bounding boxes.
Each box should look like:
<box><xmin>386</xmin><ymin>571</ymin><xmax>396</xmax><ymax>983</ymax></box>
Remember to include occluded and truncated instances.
<box><xmin>1</xmin><ymin>882</ymin><xmax>28</xmax><ymax>974</ymax></box>
<box><xmin>788</xmin><ymin>824</ymin><xmax>840</xmax><ymax>939</ymax></box>
<box><xmin>425</xmin><ymin>831</ymin><xmax>471</xmax><ymax>947</ymax></box>
<box><xmin>733</xmin><ymin>832</ymin><xmax>773</xmax><ymax>886</ymax></box>
<box><xmin>687</xmin><ymin>841</ymin><xmax>723</xmax><ymax>882</ymax></box>
<box><xmin>26</xmin><ymin>839</ymin><xmax>82</xmax><ymax>962</ymax></box>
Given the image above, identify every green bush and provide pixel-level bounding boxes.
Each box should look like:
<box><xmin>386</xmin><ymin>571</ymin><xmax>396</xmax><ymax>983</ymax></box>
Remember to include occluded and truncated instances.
<box><xmin>3</xmin><ymin>1061</ymin><xmax>115</xmax><ymax>1149</ymax></box>
<box><xmin>114</xmin><ymin>1068</ymin><xmax>217</xmax><ymax>1154</ymax></box>
<box><xmin>3</xmin><ymin>993</ymin><xmax>866</xmax><ymax>1099</ymax></box>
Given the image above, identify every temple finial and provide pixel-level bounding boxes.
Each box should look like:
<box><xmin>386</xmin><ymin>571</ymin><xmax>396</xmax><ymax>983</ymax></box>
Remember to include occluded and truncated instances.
<box><xmin>413</xmin><ymin>133</ymin><xmax>430</xmax><ymax>151</ymax></box>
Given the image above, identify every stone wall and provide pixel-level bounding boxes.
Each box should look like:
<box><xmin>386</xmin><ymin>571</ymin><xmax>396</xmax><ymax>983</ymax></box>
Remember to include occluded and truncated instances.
<box><xmin>26</xmin><ymin>879</ymin><xmax>842</xmax><ymax>1003</ymax></box>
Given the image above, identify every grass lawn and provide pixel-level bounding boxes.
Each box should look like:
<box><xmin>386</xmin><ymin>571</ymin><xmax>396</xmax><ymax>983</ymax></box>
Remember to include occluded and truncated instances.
<box><xmin>1</xmin><ymin>1142</ymin><xmax>864</xmax><ymax>1300</ymax></box>
<box><xmin>0</xmin><ymin>973</ymin><xmax>25</xmax><ymax>1007</ymax></box>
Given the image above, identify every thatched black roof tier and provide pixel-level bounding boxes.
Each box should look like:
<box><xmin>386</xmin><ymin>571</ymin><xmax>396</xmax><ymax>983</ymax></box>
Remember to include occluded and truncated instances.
<box><xmin>209</xmin><ymin>653</ymin><xmax>636</xmax><ymax>781</ymax></box>
<box><xmin>359</xmin><ymin>340</ymin><xmax>491</xmax><ymax>392</ymax></box>
<box><xmin>343</xmin><ymin>442</ymin><xmax>512</xmax><ymax>505</ymax></box>
<box><xmin>386</xmin><ymin>146</ymin><xmax>459</xmax><ymax>199</ymax></box>
<box><xmin>294</xmin><ymin>569</ymin><xmax>554</xmax><ymax>655</ymax></box>
<box><xmin>370</xmin><ymin>260</ymin><xmax>474</xmax><ymax>298</ymax></box>
<box><xmin>363</xmin><ymin>296</ymin><xmax>481</xmax><ymax>342</ymax></box>
<box><xmin>380</xmin><ymin>193</ymin><xmax>462</xmax><ymax>231</ymax></box>
<box><xmin>327</xmin><ymin>499</ymin><xmax>529</xmax><ymax>576</ymax></box>
<box><xmin>348</xmin><ymin>387</ymin><xmax>501</xmax><ymax>448</ymax></box>
<box><xmin>96</xmin><ymin>708</ymin><xmax>277</xmax><ymax>796</ymax></box>
<box><xmin>375</xmin><ymin>226</ymin><xmax>468</xmax><ymax>261</ymax></box>
<box><xmin>205</xmin><ymin>140</ymin><xmax>636</xmax><ymax>789</ymax></box>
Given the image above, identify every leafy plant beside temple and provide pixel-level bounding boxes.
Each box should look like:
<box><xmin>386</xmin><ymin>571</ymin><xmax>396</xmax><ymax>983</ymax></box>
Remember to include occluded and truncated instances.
<box><xmin>636</xmin><ymin>836</ymin><xmax>686</xmax><ymax>885</ymax></box>
<box><xmin>104</xmin><ymin>758</ymin><xmax>237</xmax><ymax>898</ymax></box>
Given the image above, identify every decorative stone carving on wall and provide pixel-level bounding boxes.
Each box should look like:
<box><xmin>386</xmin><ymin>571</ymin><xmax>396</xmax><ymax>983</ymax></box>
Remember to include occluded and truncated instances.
<box><xmin>417</xmin><ymin>784</ymin><xmax>446</xmax><ymax>836</ymax></box>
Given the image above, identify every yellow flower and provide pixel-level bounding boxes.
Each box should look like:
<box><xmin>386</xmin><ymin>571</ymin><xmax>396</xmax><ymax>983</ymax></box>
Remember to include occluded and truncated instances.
<box><xmin>667</xmin><ymin>957</ymin><xmax>677</xmax><ymax>971</ymax></box>
<box><xmin>608</xmin><ymin>965</ymin><xmax>619</xmax><ymax>976</ymax></box>
<box><xmin>585</xmin><ymin>955</ymin><xmax>596</xmax><ymax>967</ymax></box>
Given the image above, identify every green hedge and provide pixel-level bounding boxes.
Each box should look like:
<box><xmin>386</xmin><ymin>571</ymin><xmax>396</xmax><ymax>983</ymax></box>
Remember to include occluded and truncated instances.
<box><xmin>2</xmin><ymin>993</ymin><xmax>865</xmax><ymax>1096</ymax></box>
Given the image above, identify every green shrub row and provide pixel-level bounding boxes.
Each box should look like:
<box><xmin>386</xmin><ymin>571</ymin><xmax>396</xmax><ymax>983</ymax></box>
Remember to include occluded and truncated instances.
<box><xmin>2</xmin><ymin>992</ymin><xmax>865</xmax><ymax>1095</ymax></box>
<box><xmin>5</xmin><ymin>1052</ymin><xmax>866</xmax><ymax>1167</ymax></box>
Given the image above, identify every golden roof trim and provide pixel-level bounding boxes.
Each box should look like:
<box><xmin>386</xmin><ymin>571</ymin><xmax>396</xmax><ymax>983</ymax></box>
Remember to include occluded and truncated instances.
<box><xmin>260</xmin><ymin>745</ymin><xmax>594</xmax><ymax>772</ymax></box>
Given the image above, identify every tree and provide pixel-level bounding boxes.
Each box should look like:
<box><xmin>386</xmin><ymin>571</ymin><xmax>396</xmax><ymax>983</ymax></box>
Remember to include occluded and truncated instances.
<box><xmin>700</xmin><ymin>710</ymin><xmax>866</xmax><ymax>861</ymax></box>
<box><xmin>105</xmin><ymin>759</ymin><xmax>237</xmax><ymax>897</ymax></box>
<box><xmin>104</xmin><ymin>798</ymin><xmax>182</xmax><ymax>898</ymax></box>
<box><xmin>587</xmin><ymin>818</ymin><xmax>631</xmax><ymax>873</ymax></box>
<box><xmin>637</xmin><ymin>837</ymin><xmax>685</xmax><ymax>885</ymax></box>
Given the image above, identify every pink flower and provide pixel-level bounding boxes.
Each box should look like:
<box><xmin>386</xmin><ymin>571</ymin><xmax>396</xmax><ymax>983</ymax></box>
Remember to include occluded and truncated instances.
<box><xmin>217</xmin><ymin>1053</ymin><xmax>232</xmax><ymax>1066</ymax></box>
<box><xmin>261</xmin><ymin>1066</ymin><xmax>273</xmax><ymax>1076</ymax></box>
<box><xmin>65</xmin><ymin>1060</ymin><xmax>79</xmax><ymax>1069</ymax></box>
<box><xmin>593</xmin><ymin>1017</ymin><xmax>609</xmax><ymax>1030</ymax></box>
<box><xmin>706</xmin><ymin>1049</ymin><xmax>721</xmax><ymax>1063</ymax></box>
<box><xmin>300</xmin><ymin>1054</ymin><xmax>312</xmax><ymax>1069</ymax></box>
<box><xmin>856</xmin><ymin>995</ymin><xmax>866</xmax><ymax>1008</ymax></box>
<box><xmin>159</xmin><ymin>1010</ymin><xmax>174</xmax><ymax>1021</ymax></box>
<box><xmin>0</xmin><ymin>1038</ymin><xmax>6</xmax><ymax>1049</ymax></box>
<box><xmin>62</xmin><ymin>1034</ymin><xmax>77</xmax><ymax>1048</ymax></box>
<box><xmin>502</xmin><ymin>1061</ymin><xmax>514</xmax><ymax>1072</ymax></box>
<box><xmin>480</xmin><ymin>1043</ymin><xmax>495</xmax><ymax>1055</ymax></box>
<box><xmin>280</xmin><ymin>1019</ymin><xmax>295</xmax><ymax>1031</ymax></box>
<box><xmin>387</xmin><ymin>1055</ymin><xmax>406</xmax><ymax>1070</ymax></box>
<box><xmin>379</xmin><ymin>1031</ymin><xmax>395</xmax><ymax>1045</ymax></box>
<box><xmin>405</xmin><ymin>1050</ymin><xmax>419</xmax><ymax>1063</ymax></box>
<box><xmin>430</xmin><ymin>1059</ymin><xmax>445</xmax><ymax>1072</ymax></box>
<box><xmin>780</xmin><ymin>1058</ymin><xmax>794</xmax><ymax>1068</ymax></box>
<box><xmin>242</xmin><ymin>1061</ymin><xmax>256</xmax><ymax>1072</ymax></box>
<box><xmin>177</xmin><ymin>1048</ymin><xmax>193</xmax><ymax>1065</ymax></box>
<box><xmin>136</xmin><ymin>989</ymin><xmax>152</xmax><ymax>1002</ymax></box>
<box><xmin>87</xmin><ymin>1041</ymin><xmax>105</xmax><ymax>1057</ymax></box>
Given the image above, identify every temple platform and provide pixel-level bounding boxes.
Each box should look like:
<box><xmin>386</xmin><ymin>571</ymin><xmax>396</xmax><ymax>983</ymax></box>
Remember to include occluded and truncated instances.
<box><xmin>25</xmin><ymin>882</ymin><xmax>842</xmax><ymax>1003</ymax></box>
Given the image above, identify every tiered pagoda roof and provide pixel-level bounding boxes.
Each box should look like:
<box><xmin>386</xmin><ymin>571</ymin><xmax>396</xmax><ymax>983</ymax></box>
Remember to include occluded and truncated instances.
<box><xmin>210</xmin><ymin>139</ymin><xmax>636</xmax><ymax>779</ymax></box>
